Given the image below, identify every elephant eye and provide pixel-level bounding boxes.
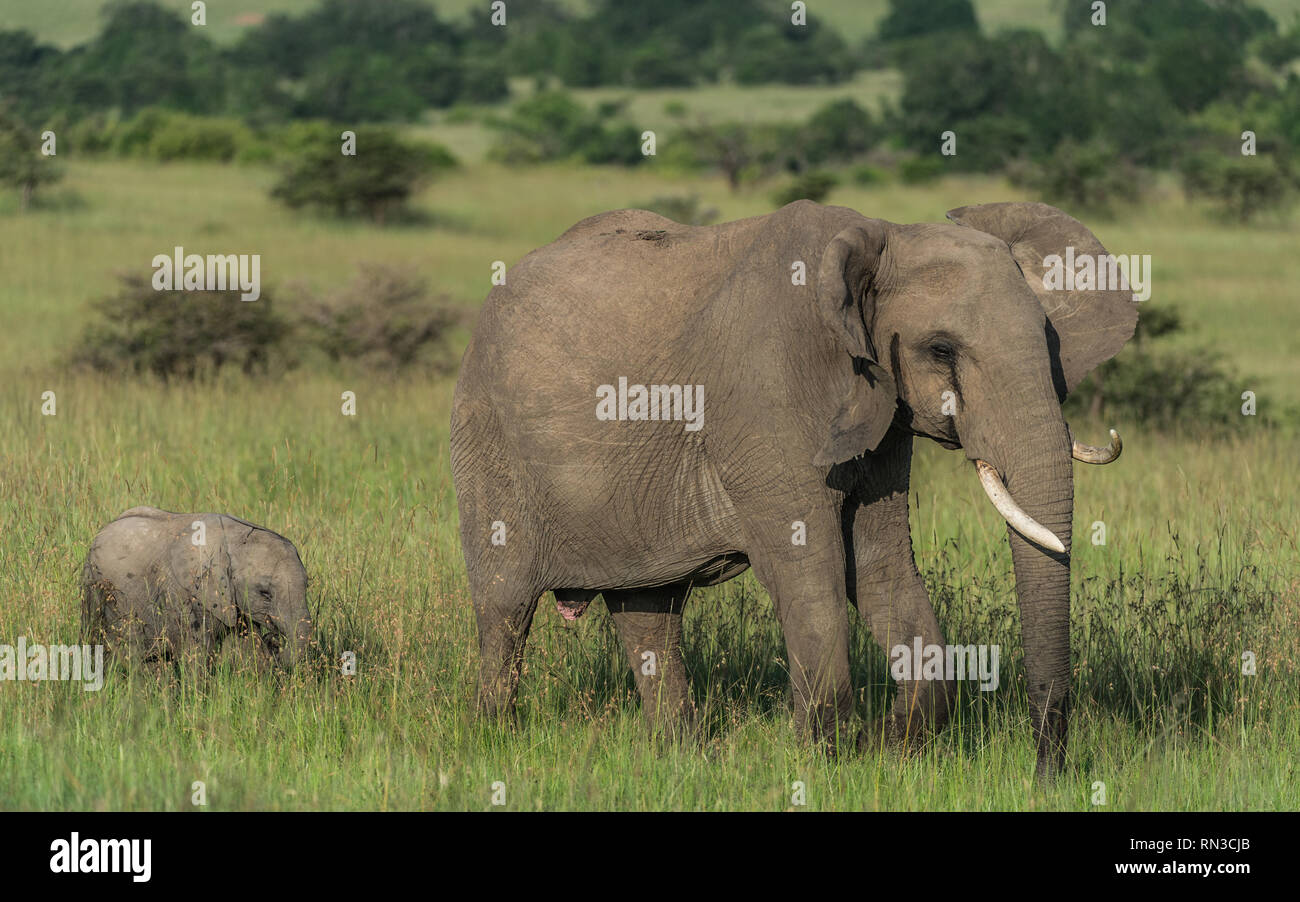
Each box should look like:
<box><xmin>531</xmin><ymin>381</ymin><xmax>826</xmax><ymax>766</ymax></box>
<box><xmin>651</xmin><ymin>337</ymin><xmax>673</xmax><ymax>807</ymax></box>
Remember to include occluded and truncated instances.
<box><xmin>928</xmin><ymin>340</ymin><xmax>957</xmax><ymax>363</ymax></box>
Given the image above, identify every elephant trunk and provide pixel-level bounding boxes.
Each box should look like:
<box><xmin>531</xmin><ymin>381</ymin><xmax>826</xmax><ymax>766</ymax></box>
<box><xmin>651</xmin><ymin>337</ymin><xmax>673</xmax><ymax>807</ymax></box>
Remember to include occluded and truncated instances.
<box><xmin>274</xmin><ymin>608</ymin><xmax>314</xmax><ymax>670</ymax></box>
<box><xmin>969</xmin><ymin>389</ymin><xmax>1074</xmax><ymax>779</ymax></box>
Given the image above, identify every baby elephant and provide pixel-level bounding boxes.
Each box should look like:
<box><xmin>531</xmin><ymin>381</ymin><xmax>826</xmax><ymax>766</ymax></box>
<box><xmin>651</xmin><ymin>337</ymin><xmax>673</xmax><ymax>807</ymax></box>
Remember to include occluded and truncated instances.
<box><xmin>81</xmin><ymin>506</ymin><xmax>313</xmax><ymax>669</ymax></box>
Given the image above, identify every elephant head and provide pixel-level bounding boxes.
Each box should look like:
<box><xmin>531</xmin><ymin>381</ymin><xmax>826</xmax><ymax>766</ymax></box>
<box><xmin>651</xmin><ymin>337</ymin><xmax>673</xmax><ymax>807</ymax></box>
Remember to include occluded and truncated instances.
<box><xmin>815</xmin><ymin>202</ymin><xmax>1138</xmax><ymax>776</ymax></box>
<box><xmin>225</xmin><ymin>522</ymin><xmax>314</xmax><ymax>669</ymax></box>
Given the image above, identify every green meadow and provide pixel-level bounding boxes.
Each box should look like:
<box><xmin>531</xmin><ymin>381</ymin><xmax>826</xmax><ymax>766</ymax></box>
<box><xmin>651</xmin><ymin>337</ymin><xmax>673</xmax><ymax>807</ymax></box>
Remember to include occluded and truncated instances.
<box><xmin>0</xmin><ymin>150</ymin><xmax>1296</xmax><ymax>810</ymax></box>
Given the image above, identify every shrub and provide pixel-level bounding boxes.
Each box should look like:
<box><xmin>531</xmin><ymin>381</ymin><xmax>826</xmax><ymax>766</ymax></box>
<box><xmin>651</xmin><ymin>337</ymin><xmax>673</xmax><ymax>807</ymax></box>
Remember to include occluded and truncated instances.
<box><xmin>673</xmin><ymin>122</ymin><xmax>764</xmax><ymax>191</ymax></box>
<box><xmin>771</xmin><ymin>171</ymin><xmax>837</xmax><ymax>206</ymax></box>
<box><xmin>1009</xmin><ymin>140</ymin><xmax>1145</xmax><ymax>215</ymax></box>
<box><xmin>1067</xmin><ymin>345</ymin><xmax>1246</xmax><ymax>430</ymax></box>
<box><xmin>1066</xmin><ymin>302</ymin><xmax>1252</xmax><ymax>430</ymax></box>
<box><xmin>636</xmin><ymin>194</ymin><xmax>719</xmax><ymax>226</ymax></box>
<box><xmin>730</xmin><ymin>22</ymin><xmax>856</xmax><ymax>85</ymax></box>
<box><xmin>878</xmin><ymin>0</ymin><xmax>978</xmax><ymax>42</ymax></box>
<box><xmin>801</xmin><ymin>98</ymin><xmax>881</xmax><ymax>165</ymax></box>
<box><xmin>487</xmin><ymin>91</ymin><xmax>644</xmax><ymax>166</ymax></box>
<box><xmin>107</xmin><ymin>109</ymin><xmax>253</xmax><ymax>162</ymax></box>
<box><xmin>899</xmin><ymin>155</ymin><xmax>944</xmax><ymax>184</ymax></box>
<box><xmin>1256</xmin><ymin>21</ymin><xmax>1300</xmax><ymax>68</ymax></box>
<box><xmin>295</xmin><ymin>264</ymin><xmax>460</xmax><ymax>372</ymax></box>
<box><xmin>59</xmin><ymin>112</ymin><xmax>120</xmax><ymax>156</ymax></box>
<box><xmin>1179</xmin><ymin>151</ymin><xmax>1296</xmax><ymax>223</ymax></box>
<box><xmin>73</xmin><ymin>274</ymin><xmax>291</xmax><ymax>380</ymax></box>
<box><xmin>270</xmin><ymin>127</ymin><xmax>456</xmax><ymax>223</ymax></box>
<box><xmin>851</xmin><ymin>164</ymin><xmax>887</xmax><ymax>185</ymax></box>
<box><xmin>0</xmin><ymin>101</ymin><xmax>62</xmax><ymax>210</ymax></box>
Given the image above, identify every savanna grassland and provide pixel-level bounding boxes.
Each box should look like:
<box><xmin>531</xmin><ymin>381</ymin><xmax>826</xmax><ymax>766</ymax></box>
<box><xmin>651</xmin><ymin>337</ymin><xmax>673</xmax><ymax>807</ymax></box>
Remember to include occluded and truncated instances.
<box><xmin>0</xmin><ymin>143</ymin><xmax>1298</xmax><ymax>809</ymax></box>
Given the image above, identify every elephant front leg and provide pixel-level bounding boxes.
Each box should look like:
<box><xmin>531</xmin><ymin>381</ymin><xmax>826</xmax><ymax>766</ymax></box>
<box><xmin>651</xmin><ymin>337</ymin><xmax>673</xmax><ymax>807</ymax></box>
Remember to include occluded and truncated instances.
<box><xmin>850</xmin><ymin>448</ymin><xmax>954</xmax><ymax>748</ymax></box>
<box><xmin>604</xmin><ymin>585</ymin><xmax>695</xmax><ymax>741</ymax></box>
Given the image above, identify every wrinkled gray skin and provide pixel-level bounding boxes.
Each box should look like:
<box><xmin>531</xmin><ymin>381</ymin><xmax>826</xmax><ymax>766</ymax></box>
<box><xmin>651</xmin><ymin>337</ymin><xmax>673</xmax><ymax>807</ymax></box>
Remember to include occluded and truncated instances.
<box><xmin>451</xmin><ymin>200</ymin><xmax>1137</xmax><ymax>778</ymax></box>
<box><xmin>81</xmin><ymin>506</ymin><xmax>313</xmax><ymax>669</ymax></box>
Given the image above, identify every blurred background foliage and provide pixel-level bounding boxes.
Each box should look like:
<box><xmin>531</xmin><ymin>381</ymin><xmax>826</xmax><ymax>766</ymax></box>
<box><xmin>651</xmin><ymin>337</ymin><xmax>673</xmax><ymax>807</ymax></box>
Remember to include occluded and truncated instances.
<box><xmin>2</xmin><ymin>0</ymin><xmax>1298</xmax><ymax>422</ymax></box>
<box><xmin>3</xmin><ymin>0</ymin><xmax>1296</xmax><ymax>212</ymax></box>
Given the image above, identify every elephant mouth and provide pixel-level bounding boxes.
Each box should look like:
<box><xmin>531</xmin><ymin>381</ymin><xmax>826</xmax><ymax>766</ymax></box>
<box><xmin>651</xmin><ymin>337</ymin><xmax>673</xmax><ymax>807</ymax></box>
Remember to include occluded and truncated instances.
<box><xmin>555</xmin><ymin>599</ymin><xmax>592</xmax><ymax>621</ymax></box>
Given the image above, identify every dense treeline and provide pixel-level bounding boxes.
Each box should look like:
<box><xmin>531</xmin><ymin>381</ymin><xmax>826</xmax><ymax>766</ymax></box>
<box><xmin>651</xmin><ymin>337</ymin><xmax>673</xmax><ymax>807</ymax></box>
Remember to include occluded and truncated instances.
<box><xmin>2</xmin><ymin>0</ymin><xmax>1299</xmax><ymax>215</ymax></box>
<box><xmin>0</xmin><ymin>0</ymin><xmax>862</xmax><ymax>124</ymax></box>
<box><xmin>0</xmin><ymin>0</ymin><xmax>507</xmax><ymax>123</ymax></box>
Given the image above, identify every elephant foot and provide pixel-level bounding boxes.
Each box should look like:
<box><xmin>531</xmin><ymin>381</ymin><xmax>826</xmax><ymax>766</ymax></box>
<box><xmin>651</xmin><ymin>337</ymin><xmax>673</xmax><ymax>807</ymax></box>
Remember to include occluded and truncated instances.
<box><xmin>475</xmin><ymin>690</ymin><xmax>522</xmax><ymax>727</ymax></box>
<box><xmin>643</xmin><ymin>711</ymin><xmax>699</xmax><ymax>750</ymax></box>
<box><xmin>857</xmin><ymin>714</ymin><xmax>931</xmax><ymax>756</ymax></box>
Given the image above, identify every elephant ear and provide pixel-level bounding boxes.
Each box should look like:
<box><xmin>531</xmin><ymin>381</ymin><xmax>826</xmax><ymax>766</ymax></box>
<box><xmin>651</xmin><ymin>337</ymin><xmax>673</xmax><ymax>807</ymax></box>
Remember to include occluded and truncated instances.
<box><xmin>168</xmin><ymin>521</ymin><xmax>238</xmax><ymax>630</ymax></box>
<box><xmin>813</xmin><ymin>221</ymin><xmax>898</xmax><ymax>466</ymax></box>
<box><xmin>946</xmin><ymin>202</ymin><xmax>1139</xmax><ymax>398</ymax></box>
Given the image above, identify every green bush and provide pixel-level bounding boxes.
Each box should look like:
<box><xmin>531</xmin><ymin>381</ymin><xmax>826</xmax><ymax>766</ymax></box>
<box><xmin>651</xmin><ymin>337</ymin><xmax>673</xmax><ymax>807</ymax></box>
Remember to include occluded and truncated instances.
<box><xmin>801</xmin><ymin>99</ymin><xmax>881</xmax><ymax>165</ymax></box>
<box><xmin>1008</xmin><ymin>140</ymin><xmax>1145</xmax><ymax>215</ymax></box>
<box><xmin>73</xmin><ymin>274</ymin><xmax>292</xmax><ymax>380</ymax></box>
<box><xmin>1067</xmin><ymin>345</ymin><xmax>1247</xmax><ymax>430</ymax></box>
<box><xmin>487</xmin><ymin>91</ymin><xmax>644</xmax><ymax>166</ymax></box>
<box><xmin>672</xmin><ymin>122</ymin><xmax>763</xmax><ymax>190</ymax></box>
<box><xmin>731</xmin><ymin>22</ymin><xmax>856</xmax><ymax>85</ymax></box>
<box><xmin>636</xmin><ymin>194</ymin><xmax>719</xmax><ymax>226</ymax></box>
<box><xmin>0</xmin><ymin>101</ymin><xmax>63</xmax><ymax>211</ymax></box>
<box><xmin>770</xmin><ymin>171</ymin><xmax>837</xmax><ymax>206</ymax></box>
<box><xmin>879</xmin><ymin>0</ymin><xmax>978</xmax><ymax>42</ymax></box>
<box><xmin>145</xmin><ymin>112</ymin><xmax>252</xmax><ymax>162</ymax></box>
<box><xmin>1180</xmin><ymin>150</ymin><xmax>1297</xmax><ymax>222</ymax></box>
<box><xmin>295</xmin><ymin>264</ymin><xmax>461</xmax><ymax>372</ymax></box>
<box><xmin>851</xmin><ymin>164</ymin><xmax>888</xmax><ymax>186</ymax></box>
<box><xmin>76</xmin><ymin>108</ymin><xmax>255</xmax><ymax>162</ymax></box>
<box><xmin>270</xmin><ymin>127</ymin><xmax>456</xmax><ymax>223</ymax></box>
<box><xmin>1256</xmin><ymin>21</ymin><xmax>1300</xmax><ymax>67</ymax></box>
<box><xmin>899</xmin><ymin>155</ymin><xmax>944</xmax><ymax>184</ymax></box>
<box><xmin>1066</xmin><ymin>302</ymin><xmax>1255</xmax><ymax>430</ymax></box>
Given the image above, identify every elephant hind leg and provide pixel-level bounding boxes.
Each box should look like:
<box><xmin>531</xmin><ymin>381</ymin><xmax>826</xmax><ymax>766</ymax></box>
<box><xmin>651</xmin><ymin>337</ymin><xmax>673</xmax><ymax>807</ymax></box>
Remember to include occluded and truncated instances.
<box><xmin>603</xmin><ymin>584</ymin><xmax>695</xmax><ymax>741</ymax></box>
<box><xmin>471</xmin><ymin>573</ymin><xmax>543</xmax><ymax>723</ymax></box>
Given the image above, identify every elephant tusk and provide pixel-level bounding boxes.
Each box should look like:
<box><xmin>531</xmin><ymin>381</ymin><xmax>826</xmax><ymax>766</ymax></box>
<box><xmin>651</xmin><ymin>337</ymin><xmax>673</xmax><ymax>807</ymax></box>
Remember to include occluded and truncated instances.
<box><xmin>1071</xmin><ymin>428</ymin><xmax>1123</xmax><ymax>464</ymax></box>
<box><xmin>974</xmin><ymin>460</ymin><xmax>1067</xmax><ymax>554</ymax></box>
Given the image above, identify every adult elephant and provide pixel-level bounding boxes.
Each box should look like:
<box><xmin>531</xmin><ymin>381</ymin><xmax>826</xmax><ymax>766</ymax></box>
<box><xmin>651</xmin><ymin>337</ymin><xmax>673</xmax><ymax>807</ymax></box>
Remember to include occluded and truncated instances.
<box><xmin>451</xmin><ymin>200</ymin><xmax>1136</xmax><ymax>777</ymax></box>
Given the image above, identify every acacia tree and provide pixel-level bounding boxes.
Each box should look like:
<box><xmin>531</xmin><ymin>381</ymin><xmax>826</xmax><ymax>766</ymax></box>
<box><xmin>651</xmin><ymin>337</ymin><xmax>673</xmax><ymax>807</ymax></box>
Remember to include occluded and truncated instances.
<box><xmin>0</xmin><ymin>103</ymin><xmax>61</xmax><ymax>211</ymax></box>
<box><xmin>270</xmin><ymin>127</ymin><xmax>455</xmax><ymax>224</ymax></box>
<box><xmin>678</xmin><ymin>122</ymin><xmax>763</xmax><ymax>192</ymax></box>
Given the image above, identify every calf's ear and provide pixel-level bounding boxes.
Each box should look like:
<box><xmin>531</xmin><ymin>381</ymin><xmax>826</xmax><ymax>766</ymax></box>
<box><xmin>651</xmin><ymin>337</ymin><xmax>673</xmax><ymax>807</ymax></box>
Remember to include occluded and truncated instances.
<box><xmin>813</xmin><ymin>222</ymin><xmax>898</xmax><ymax>466</ymax></box>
